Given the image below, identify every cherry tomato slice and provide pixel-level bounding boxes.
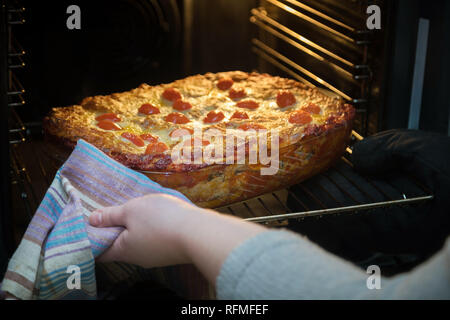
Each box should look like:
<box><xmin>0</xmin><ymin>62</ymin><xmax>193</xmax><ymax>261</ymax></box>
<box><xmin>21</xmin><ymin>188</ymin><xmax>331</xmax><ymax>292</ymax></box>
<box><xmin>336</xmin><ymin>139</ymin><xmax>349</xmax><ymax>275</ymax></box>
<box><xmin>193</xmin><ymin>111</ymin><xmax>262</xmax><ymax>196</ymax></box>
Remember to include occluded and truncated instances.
<box><xmin>97</xmin><ymin>120</ymin><xmax>121</xmax><ymax>131</ymax></box>
<box><xmin>237</xmin><ymin>123</ymin><xmax>266</xmax><ymax>131</ymax></box>
<box><xmin>229</xmin><ymin>88</ymin><xmax>247</xmax><ymax>100</ymax></box>
<box><xmin>184</xmin><ymin>137</ymin><xmax>210</xmax><ymax>147</ymax></box>
<box><xmin>288</xmin><ymin>110</ymin><xmax>313</xmax><ymax>125</ymax></box>
<box><xmin>165</xmin><ymin>112</ymin><xmax>190</xmax><ymax>124</ymax></box>
<box><xmin>276</xmin><ymin>91</ymin><xmax>296</xmax><ymax>108</ymax></box>
<box><xmin>170</xmin><ymin>127</ymin><xmax>194</xmax><ymax>138</ymax></box>
<box><xmin>162</xmin><ymin>88</ymin><xmax>182</xmax><ymax>102</ymax></box>
<box><xmin>121</xmin><ymin>132</ymin><xmax>145</xmax><ymax>147</ymax></box>
<box><xmin>139</xmin><ymin>103</ymin><xmax>160</xmax><ymax>115</ymax></box>
<box><xmin>173</xmin><ymin>99</ymin><xmax>192</xmax><ymax>111</ymax></box>
<box><xmin>145</xmin><ymin>142</ymin><xmax>169</xmax><ymax>155</ymax></box>
<box><xmin>95</xmin><ymin>113</ymin><xmax>121</xmax><ymax>122</ymax></box>
<box><xmin>217</xmin><ymin>78</ymin><xmax>234</xmax><ymax>90</ymax></box>
<box><xmin>230</xmin><ymin>111</ymin><xmax>249</xmax><ymax>120</ymax></box>
<box><xmin>236</xmin><ymin>100</ymin><xmax>259</xmax><ymax>109</ymax></box>
<box><xmin>203</xmin><ymin>111</ymin><xmax>225</xmax><ymax>124</ymax></box>
<box><xmin>140</xmin><ymin>133</ymin><xmax>158</xmax><ymax>143</ymax></box>
<box><xmin>302</xmin><ymin>103</ymin><xmax>321</xmax><ymax>114</ymax></box>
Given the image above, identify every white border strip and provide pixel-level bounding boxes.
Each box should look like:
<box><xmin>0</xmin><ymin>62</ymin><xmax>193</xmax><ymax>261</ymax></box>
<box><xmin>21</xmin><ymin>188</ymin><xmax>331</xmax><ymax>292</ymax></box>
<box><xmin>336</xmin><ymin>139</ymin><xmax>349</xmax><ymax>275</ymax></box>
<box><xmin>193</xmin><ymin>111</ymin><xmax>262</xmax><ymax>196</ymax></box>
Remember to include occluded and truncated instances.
<box><xmin>408</xmin><ymin>18</ymin><xmax>430</xmax><ymax>130</ymax></box>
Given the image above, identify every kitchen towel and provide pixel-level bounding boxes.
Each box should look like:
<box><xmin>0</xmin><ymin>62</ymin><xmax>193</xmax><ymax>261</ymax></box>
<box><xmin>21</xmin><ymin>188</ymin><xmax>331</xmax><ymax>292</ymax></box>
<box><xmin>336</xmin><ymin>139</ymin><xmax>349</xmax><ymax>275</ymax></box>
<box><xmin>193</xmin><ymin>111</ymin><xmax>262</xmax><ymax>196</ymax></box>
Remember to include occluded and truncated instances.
<box><xmin>0</xmin><ymin>139</ymin><xmax>191</xmax><ymax>300</ymax></box>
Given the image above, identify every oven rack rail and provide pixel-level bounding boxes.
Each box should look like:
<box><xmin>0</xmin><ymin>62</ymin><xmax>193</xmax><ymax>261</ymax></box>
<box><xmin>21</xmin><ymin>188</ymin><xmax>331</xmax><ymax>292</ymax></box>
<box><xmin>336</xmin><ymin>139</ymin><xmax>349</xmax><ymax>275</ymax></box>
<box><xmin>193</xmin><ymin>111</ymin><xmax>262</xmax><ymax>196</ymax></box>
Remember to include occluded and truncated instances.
<box><xmin>253</xmin><ymin>0</ymin><xmax>374</xmax><ymax>135</ymax></box>
<box><xmin>242</xmin><ymin>193</ymin><xmax>433</xmax><ymax>224</ymax></box>
<box><xmin>252</xmin><ymin>1</ymin><xmax>371</xmax><ymax>103</ymax></box>
<box><xmin>251</xmin><ymin>38</ymin><xmax>359</xmax><ymax>103</ymax></box>
<box><xmin>2</xmin><ymin>0</ymin><xmax>30</xmax><ymax>260</ymax></box>
<box><xmin>263</xmin><ymin>0</ymin><xmax>372</xmax><ymax>44</ymax></box>
<box><xmin>250</xmin><ymin>7</ymin><xmax>370</xmax><ymax>83</ymax></box>
<box><xmin>6</xmin><ymin>1</ymin><xmax>27</xmax><ymax>143</ymax></box>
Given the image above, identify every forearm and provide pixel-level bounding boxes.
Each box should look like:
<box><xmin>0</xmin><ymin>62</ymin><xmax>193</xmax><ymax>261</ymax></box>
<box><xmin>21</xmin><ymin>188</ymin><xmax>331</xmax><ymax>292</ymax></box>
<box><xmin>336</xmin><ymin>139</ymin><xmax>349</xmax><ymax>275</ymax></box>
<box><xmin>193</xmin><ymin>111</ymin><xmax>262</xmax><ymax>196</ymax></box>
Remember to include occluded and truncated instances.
<box><xmin>215</xmin><ymin>229</ymin><xmax>450</xmax><ymax>300</ymax></box>
<box><xmin>176</xmin><ymin>208</ymin><xmax>267</xmax><ymax>285</ymax></box>
<box><xmin>179</xmin><ymin>212</ymin><xmax>450</xmax><ymax>299</ymax></box>
<box><xmin>91</xmin><ymin>194</ymin><xmax>450</xmax><ymax>299</ymax></box>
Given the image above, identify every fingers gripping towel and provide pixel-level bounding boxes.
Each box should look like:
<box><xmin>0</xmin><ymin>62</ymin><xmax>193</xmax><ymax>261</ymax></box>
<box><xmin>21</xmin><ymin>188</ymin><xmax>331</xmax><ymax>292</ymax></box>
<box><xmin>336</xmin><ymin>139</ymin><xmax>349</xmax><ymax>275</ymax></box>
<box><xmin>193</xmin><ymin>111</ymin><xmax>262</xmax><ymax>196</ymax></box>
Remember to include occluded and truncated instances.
<box><xmin>0</xmin><ymin>139</ymin><xmax>191</xmax><ymax>299</ymax></box>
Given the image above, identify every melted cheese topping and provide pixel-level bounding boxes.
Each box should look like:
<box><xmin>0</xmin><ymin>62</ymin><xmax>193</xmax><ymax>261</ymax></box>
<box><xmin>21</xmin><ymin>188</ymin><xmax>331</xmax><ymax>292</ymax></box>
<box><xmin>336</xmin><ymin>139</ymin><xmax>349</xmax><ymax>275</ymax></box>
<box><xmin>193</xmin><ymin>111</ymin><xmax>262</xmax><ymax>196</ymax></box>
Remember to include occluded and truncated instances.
<box><xmin>47</xmin><ymin>71</ymin><xmax>348</xmax><ymax>156</ymax></box>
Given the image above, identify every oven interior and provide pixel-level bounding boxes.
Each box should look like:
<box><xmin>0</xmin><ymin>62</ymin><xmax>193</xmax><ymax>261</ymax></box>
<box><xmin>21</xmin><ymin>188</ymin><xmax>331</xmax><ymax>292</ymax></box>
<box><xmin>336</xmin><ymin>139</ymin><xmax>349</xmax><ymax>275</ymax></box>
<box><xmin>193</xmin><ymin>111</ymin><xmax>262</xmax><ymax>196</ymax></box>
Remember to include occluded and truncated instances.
<box><xmin>1</xmin><ymin>0</ymin><xmax>449</xmax><ymax>299</ymax></box>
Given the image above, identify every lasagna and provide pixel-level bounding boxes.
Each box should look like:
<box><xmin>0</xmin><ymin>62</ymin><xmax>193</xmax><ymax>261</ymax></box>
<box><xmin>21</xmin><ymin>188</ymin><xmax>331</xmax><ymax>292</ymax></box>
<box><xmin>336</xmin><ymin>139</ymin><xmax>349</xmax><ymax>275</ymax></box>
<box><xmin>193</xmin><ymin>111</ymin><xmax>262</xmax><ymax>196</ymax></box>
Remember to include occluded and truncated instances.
<box><xmin>44</xmin><ymin>71</ymin><xmax>355</xmax><ymax>208</ymax></box>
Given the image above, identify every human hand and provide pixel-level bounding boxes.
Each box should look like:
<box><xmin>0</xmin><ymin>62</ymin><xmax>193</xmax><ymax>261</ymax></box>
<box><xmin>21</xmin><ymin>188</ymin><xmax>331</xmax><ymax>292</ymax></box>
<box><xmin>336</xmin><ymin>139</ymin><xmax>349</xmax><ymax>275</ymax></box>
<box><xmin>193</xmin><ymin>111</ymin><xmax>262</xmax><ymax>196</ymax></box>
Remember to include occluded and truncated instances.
<box><xmin>89</xmin><ymin>193</ymin><xmax>209</xmax><ymax>268</ymax></box>
<box><xmin>89</xmin><ymin>192</ymin><xmax>266</xmax><ymax>283</ymax></box>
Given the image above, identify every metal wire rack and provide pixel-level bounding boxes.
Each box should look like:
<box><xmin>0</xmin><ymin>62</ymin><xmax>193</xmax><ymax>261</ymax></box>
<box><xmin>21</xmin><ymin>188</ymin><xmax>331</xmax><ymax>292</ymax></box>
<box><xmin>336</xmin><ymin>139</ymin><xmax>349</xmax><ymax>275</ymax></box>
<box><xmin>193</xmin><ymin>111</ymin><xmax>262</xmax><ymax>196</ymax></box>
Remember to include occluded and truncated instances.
<box><xmin>9</xmin><ymin>129</ymin><xmax>434</xmax><ymax>226</ymax></box>
<box><xmin>9</xmin><ymin>130</ymin><xmax>435</xmax><ymax>232</ymax></box>
<box><xmin>252</xmin><ymin>0</ymin><xmax>375</xmax><ymax>135</ymax></box>
<box><xmin>1</xmin><ymin>0</ymin><xmax>31</xmax><ymax>248</ymax></box>
<box><xmin>215</xmin><ymin>130</ymin><xmax>433</xmax><ymax>226</ymax></box>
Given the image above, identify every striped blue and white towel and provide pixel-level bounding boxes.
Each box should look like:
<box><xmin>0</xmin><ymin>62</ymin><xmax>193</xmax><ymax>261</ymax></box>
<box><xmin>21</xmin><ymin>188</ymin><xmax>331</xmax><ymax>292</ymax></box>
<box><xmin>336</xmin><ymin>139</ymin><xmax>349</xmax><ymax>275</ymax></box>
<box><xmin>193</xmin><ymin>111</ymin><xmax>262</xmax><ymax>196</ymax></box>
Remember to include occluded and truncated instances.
<box><xmin>0</xmin><ymin>139</ymin><xmax>190</xmax><ymax>300</ymax></box>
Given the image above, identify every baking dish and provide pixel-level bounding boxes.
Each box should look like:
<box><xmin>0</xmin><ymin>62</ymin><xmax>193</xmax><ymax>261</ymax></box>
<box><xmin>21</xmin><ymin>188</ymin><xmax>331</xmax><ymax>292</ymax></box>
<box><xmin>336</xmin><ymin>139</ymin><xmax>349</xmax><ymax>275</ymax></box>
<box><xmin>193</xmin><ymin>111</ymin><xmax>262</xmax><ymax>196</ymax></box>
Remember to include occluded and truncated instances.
<box><xmin>43</xmin><ymin>113</ymin><xmax>353</xmax><ymax>208</ymax></box>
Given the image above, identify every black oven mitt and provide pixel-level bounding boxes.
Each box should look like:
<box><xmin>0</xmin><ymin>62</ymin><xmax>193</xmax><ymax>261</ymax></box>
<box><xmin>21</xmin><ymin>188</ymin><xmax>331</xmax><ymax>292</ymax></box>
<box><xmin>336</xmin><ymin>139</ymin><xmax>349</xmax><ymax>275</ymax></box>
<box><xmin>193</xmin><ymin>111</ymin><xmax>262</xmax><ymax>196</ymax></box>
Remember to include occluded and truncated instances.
<box><xmin>287</xmin><ymin>129</ymin><xmax>450</xmax><ymax>271</ymax></box>
<box><xmin>351</xmin><ymin>129</ymin><xmax>450</xmax><ymax>255</ymax></box>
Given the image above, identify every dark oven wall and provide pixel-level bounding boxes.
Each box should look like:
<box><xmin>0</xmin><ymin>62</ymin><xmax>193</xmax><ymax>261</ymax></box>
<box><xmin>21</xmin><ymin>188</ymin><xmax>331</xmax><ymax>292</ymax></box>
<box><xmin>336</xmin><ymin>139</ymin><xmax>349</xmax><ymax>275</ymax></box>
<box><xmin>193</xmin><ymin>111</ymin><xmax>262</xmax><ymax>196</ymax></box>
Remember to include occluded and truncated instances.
<box><xmin>383</xmin><ymin>0</ymin><xmax>450</xmax><ymax>135</ymax></box>
<box><xmin>17</xmin><ymin>0</ymin><xmax>183</xmax><ymax>125</ymax></box>
<box><xmin>16</xmin><ymin>0</ymin><xmax>258</xmax><ymax>126</ymax></box>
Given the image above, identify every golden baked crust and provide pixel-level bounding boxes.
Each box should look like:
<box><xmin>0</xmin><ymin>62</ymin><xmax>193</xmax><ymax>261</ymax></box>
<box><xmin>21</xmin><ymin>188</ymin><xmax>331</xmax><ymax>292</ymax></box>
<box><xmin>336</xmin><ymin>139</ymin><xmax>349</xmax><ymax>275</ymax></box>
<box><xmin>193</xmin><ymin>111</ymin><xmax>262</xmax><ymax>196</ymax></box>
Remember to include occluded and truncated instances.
<box><xmin>44</xmin><ymin>71</ymin><xmax>355</xmax><ymax>207</ymax></box>
<box><xmin>44</xmin><ymin>71</ymin><xmax>354</xmax><ymax>174</ymax></box>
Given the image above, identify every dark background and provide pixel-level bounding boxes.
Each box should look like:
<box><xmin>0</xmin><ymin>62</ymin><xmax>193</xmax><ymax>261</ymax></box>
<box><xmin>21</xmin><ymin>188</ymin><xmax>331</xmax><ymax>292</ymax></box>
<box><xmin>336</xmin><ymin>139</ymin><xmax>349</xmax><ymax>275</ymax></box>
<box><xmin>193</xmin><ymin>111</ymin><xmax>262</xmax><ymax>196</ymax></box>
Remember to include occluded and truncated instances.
<box><xmin>382</xmin><ymin>0</ymin><xmax>450</xmax><ymax>135</ymax></box>
<box><xmin>11</xmin><ymin>0</ymin><xmax>450</xmax><ymax>135</ymax></box>
<box><xmin>15</xmin><ymin>0</ymin><xmax>258</xmax><ymax>124</ymax></box>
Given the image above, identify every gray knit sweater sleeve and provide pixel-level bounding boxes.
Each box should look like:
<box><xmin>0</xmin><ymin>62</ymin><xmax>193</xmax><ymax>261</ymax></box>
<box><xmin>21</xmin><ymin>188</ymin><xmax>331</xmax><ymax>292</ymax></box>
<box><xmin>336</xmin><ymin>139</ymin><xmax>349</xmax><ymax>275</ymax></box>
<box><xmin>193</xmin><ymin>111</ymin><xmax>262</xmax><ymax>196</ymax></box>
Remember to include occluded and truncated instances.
<box><xmin>216</xmin><ymin>230</ymin><xmax>450</xmax><ymax>300</ymax></box>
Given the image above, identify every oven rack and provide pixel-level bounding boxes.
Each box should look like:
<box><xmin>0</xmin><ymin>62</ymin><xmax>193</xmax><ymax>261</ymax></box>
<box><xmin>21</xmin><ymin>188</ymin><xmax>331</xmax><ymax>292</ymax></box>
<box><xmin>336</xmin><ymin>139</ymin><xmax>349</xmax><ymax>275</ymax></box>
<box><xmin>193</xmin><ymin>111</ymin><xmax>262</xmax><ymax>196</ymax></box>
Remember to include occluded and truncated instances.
<box><xmin>2</xmin><ymin>0</ymin><xmax>30</xmax><ymax>248</ymax></box>
<box><xmin>8</xmin><ymin>130</ymin><xmax>433</xmax><ymax>233</ymax></box>
<box><xmin>252</xmin><ymin>0</ymin><xmax>374</xmax><ymax>135</ymax></box>
<box><xmin>250</xmin><ymin>7</ymin><xmax>369</xmax><ymax>96</ymax></box>
<box><xmin>5</xmin><ymin>2</ymin><xmax>27</xmax><ymax>145</ymax></box>
<box><xmin>251</xmin><ymin>2</ymin><xmax>370</xmax><ymax>102</ymax></box>
<box><xmin>216</xmin><ymin>130</ymin><xmax>433</xmax><ymax>225</ymax></box>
